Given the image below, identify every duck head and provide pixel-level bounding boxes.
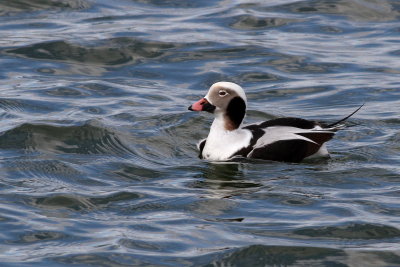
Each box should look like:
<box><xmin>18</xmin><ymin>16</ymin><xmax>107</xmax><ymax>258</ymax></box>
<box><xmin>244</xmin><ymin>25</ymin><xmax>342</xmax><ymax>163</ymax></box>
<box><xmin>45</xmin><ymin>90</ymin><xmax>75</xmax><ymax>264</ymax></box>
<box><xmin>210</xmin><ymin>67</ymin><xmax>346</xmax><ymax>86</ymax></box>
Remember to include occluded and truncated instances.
<box><xmin>188</xmin><ymin>82</ymin><xmax>247</xmax><ymax>130</ymax></box>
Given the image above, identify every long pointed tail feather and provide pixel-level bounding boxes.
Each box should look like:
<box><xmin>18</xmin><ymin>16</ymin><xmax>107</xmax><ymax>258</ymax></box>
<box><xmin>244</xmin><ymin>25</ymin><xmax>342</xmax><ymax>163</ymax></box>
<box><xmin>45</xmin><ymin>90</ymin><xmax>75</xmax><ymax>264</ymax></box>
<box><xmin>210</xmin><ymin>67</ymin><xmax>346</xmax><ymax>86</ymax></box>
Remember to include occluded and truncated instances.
<box><xmin>325</xmin><ymin>103</ymin><xmax>364</xmax><ymax>128</ymax></box>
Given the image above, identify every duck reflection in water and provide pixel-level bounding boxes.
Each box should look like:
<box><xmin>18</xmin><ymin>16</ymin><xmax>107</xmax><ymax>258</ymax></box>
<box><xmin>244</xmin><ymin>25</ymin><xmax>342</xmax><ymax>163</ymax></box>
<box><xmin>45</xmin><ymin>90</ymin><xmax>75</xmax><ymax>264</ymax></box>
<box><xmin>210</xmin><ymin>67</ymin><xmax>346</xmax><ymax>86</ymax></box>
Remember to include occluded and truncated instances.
<box><xmin>194</xmin><ymin>162</ymin><xmax>264</xmax><ymax>196</ymax></box>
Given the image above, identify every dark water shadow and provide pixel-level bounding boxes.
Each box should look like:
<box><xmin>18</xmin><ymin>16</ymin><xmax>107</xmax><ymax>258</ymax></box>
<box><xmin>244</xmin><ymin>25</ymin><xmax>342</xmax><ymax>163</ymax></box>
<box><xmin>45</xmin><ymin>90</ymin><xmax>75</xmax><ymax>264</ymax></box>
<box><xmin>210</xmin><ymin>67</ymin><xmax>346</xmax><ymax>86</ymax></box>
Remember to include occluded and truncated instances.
<box><xmin>268</xmin><ymin>0</ymin><xmax>400</xmax><ymax>22</ymax></box>
<box><xmin>4</xmin><ymin>38</ymin><xmax>178</xmax><ymax>67</ymax></box>
<box><xmin>29</xmin><ymin>191</ymin><xmax>144</xmax><ymax>212</ymax></box>
<box><xmin>201</xmin><ymin>244</ymin><xmax>400</xmax><ymax>267</ymax></box>
<box><xmin>0</xmin><ymin>121</ymin><xmax>134</xmax><ymax>156</ymax></box>
<box><xmin>6</xmin><ymin>231</ymin><xmax>67</xmax><ymax>244</ymax></box>
<box><xmin>129</xmin><ymin>0</ymin><xmax>217</xmax><ymax>8</ymax></box>
<box><xmin>53</xmin><ymin>252</ymin><xmax>166</xmax><ymax>267</ymax></box>
<box><xmin>204</xmin><ymin>245</ymin><xmax>345</xmax><ymax>267</ymax></box>
<box><xmin>293</xmin><ymin>223</ymin><xmax>400</xmax><ymax>240</ymax></box>
<box><xmin>110</xmin><ymin>162</ymin><xmax>166</xmax><ymax>182</ymax></box>
<box><xmin>0</xmin><ymin>0</ymin><xmax>90</xmax><ymax>15</ymax></box>
<box><xmin>229</xmin><ymin>15</ymin><xmax>302</xmax><ymax>30</ymax></box>
<box><xmin>49</xmin><ymin>244</ymin><xmax>400</xmax><ymax>267</ymax></box>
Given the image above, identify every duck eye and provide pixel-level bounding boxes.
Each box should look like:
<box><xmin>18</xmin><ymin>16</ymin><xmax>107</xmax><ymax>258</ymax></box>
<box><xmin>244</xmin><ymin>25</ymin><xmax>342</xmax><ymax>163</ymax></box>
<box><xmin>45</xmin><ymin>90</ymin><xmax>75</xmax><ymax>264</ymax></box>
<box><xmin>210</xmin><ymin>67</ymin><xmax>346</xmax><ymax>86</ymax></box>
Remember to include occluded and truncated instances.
<box><xmin>218</xmin><ymin>90</ymin><xmax>227</xmax><ymax>97</ymax></box>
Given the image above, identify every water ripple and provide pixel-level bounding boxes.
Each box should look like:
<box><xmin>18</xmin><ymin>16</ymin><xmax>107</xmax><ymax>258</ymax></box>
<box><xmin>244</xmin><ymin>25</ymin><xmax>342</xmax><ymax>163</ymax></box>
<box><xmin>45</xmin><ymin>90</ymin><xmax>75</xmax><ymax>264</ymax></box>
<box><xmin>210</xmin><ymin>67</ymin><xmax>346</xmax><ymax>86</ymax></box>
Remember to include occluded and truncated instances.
<box><xmin>0</xmin><ymin>0</ymin><xmax>90</xmax><ymax>15</ymax></box>
<box><xmin>0</xmin><ymin>0</ymin><xmax>400</xmax><ymax>265</ymax></box>
<box><xmin>0</xmin><ymin>121</ymin><xmax>134</xmax><ymax>156</ymax></box>
<box><xmin>5</xmin><ymin>38</ymin><xmax>178</xmax><ymax>66</ymax></box>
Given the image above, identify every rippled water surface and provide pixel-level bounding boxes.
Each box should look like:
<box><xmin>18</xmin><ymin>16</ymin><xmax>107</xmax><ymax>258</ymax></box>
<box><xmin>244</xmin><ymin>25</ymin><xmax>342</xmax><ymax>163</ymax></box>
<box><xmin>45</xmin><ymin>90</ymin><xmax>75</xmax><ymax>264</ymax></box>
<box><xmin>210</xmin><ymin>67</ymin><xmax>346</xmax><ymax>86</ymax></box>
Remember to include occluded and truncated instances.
<box><xmin>1</xmin><ymin>0</ymin><xmax>400</xmax><ymax>266</ymax></box>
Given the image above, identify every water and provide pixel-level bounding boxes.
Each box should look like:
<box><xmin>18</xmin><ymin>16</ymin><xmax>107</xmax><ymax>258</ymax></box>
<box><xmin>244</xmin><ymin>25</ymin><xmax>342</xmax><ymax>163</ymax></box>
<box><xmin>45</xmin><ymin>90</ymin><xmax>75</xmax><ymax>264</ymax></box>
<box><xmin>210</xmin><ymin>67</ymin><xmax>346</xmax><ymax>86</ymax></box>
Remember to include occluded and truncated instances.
<box><xmin>0</xmin><ymin>0</ymin><xmax>400</xmax><ymax>266</ymax></box>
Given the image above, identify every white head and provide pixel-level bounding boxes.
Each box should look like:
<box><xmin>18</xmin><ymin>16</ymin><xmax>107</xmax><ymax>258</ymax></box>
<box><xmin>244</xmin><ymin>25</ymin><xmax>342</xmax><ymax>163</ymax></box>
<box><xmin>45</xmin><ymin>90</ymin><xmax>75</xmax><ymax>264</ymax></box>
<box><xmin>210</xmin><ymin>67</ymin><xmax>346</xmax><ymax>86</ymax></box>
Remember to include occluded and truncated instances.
<box><xmin>188</xmin><ymin>82</ymin><xmax>247</xmax><ymax>130</ymax></box>
<box><xmin>204</xmin><ymin>82</ymin><xmax>247</xmax><ymax>108</ymax></box>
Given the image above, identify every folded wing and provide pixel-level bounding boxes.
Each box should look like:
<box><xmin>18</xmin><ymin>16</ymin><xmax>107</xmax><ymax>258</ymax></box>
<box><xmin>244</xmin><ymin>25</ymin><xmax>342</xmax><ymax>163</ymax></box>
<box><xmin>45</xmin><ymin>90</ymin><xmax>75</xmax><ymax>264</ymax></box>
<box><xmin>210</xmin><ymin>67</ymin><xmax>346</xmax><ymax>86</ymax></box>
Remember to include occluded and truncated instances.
<box><xmin>243</xmin><ymin>124</ymin><xmax>341</xmax><ymax>163</ymax></box>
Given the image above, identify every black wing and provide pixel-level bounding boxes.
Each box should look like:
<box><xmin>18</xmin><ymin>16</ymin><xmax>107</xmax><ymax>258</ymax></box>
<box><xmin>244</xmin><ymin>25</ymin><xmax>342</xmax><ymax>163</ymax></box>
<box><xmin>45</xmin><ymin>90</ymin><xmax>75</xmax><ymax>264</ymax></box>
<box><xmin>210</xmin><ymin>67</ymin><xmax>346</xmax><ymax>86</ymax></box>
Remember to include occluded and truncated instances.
<box><xmin>249</xmin><ymin>139</ymin><xmax>322</xmax><ymax>163</ymax></box>
<box><xmin>232</xmin><ymin>117</ymin><xmax>320</xmax><ymax>159</ymax></box>
<box><xmin>234</xmin><ymin>118</ymin><xmax>336</xmax><ymax>162</ymax></box>
<box><xmin>244</xmin><ymin>117</ymin><xmax>319</xmax><ymax>131</ymax></box>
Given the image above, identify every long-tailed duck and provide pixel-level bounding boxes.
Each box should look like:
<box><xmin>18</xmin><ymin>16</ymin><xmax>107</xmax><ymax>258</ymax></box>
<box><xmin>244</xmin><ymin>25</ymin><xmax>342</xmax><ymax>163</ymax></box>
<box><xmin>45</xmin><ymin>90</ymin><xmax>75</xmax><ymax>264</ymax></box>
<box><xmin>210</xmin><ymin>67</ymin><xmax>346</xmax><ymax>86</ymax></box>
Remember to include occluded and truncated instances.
<box><xmin>188</xmin><ymin>82</ymin><xmax>362</xmax><ymax>163</ymax></box>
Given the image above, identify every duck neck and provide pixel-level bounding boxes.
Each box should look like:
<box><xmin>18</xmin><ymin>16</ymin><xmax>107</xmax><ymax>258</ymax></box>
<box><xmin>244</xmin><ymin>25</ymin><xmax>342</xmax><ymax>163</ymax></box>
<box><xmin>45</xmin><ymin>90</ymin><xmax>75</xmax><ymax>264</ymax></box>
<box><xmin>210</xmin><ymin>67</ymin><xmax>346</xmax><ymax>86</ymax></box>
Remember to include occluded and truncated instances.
<box><xmin>209</xmin><ymin>97</ymin><xmax>246</xmax><ymax>133</ymax></box>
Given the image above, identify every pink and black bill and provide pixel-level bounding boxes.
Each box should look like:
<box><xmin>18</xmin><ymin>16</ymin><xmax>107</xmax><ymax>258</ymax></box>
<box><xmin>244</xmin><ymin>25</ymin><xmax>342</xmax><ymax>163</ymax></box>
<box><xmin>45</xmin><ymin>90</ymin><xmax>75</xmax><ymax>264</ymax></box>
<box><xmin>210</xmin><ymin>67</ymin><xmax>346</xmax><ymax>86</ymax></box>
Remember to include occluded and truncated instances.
<box><xmin>188</xmin><ymin>98</ymin><xmax>216</xmax><ymax>113</ymax></box>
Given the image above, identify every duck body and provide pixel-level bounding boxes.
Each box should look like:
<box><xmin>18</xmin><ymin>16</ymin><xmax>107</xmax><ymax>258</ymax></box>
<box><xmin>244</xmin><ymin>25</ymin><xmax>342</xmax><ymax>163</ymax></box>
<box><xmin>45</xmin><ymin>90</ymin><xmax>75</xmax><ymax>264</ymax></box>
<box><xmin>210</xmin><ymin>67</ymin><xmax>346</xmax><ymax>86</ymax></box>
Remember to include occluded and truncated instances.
<box><xmin>189</xmin><ymin>82</ymin><xmax>361</xmax><ymax>163</ymax></box>
<box><xmin>199</xmin><ymin>117</ymin><xmax>333</xmax><ymax>162</ymax></box>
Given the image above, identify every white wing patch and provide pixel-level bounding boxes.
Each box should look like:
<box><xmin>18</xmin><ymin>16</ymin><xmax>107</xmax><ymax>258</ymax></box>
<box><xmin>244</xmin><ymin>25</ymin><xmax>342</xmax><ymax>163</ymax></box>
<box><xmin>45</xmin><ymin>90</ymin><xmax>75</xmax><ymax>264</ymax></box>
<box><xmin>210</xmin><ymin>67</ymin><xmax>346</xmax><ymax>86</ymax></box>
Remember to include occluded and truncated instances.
<box><xmin>252</xmin><ymin>126</ymin><xmax>316</xmax><ymax>148</ymax></box>
<box><xmin>248</xmin><ymin>126</ymin><xmax>336</xmax><ymax>158</ymax></box>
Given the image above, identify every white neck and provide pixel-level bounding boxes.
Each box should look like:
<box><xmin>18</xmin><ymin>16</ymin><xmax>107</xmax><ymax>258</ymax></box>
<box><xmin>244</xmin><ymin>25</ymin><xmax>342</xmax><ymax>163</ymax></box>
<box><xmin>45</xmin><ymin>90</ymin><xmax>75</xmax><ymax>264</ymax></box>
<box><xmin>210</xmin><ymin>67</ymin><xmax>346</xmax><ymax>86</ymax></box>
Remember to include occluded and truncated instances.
<box><xmin>202</xmin><ymin>112</ymin><xmax>252</xmax><ymax>161</ymax></box>
<box><xmin>209</xmin><ymin>111</ymin><xmax>227</xmax><ymax>133</ymax></box>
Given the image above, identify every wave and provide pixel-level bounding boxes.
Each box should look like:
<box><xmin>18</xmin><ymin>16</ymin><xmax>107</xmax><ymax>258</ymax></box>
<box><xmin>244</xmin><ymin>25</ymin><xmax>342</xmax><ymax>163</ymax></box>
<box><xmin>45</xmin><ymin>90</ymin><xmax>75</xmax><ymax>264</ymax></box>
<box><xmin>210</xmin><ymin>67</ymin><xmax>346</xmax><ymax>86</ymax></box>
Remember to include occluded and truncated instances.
<box><xmin>205</xmin><ymin>244</ymin><xmax>400</xmax><ymax>266</ymax></box>
<box><xmin>267</xmin><ymin>0</ymin><xmax>399</xmax><ymax>22</ymax></box>
<box><xmin>0</xmin><ymin>121</ymin><xmax>134</xmax><ymax>156</ymax></box>
<box><xmin>30</xmin><ymin>191</ymin><xmax>144</xmax><ymax>212</ymax></box>
<box><xmin>5</xmin><ymin>38</ymin><xmax>179</xmax><ymax>67</ymax></box>
<box><xmin>0</xmin><ymin>0</ymin><xmax>90</xmax><ymax>15</ymax></box>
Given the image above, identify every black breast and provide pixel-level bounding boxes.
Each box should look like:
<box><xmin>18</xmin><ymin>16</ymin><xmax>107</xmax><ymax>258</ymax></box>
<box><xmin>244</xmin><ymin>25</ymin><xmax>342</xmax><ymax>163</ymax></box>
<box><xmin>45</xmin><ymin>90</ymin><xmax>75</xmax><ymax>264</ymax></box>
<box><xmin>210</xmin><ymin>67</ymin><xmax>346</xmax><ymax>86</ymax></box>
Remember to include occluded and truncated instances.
<box><xmin>198</xmin><ymin>139</ymin><xmax>206</xmax><ymax>159</ymax></box>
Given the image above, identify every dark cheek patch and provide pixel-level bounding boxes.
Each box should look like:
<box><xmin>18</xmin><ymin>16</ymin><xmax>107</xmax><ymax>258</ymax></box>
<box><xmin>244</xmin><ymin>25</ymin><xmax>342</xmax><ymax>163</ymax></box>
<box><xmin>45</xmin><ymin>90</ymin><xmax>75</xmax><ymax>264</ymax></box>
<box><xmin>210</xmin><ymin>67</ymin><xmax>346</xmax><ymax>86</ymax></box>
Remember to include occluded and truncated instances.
<box><xmin>225</xmin><ymin>97</ymin><xmax>246</xmax><ymax>130</ymax></box>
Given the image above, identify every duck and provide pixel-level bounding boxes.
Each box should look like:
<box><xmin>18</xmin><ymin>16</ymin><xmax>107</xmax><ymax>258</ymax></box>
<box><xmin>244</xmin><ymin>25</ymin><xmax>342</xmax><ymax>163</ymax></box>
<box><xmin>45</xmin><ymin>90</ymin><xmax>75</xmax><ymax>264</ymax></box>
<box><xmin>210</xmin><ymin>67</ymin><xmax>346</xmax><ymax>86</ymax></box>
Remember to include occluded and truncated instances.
<box><xmin>188</xmin><ymin>81</ymin><xmax>362</xmax><ymax>163</ymax></box>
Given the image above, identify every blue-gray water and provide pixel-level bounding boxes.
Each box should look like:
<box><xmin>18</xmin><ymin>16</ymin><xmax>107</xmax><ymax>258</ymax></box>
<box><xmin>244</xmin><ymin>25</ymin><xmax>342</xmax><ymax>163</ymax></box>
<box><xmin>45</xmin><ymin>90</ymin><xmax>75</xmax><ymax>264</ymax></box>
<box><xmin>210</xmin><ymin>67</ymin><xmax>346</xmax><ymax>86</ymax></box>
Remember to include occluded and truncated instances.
<box><xmin>0</xmin><ymin>0</ymin><xmax>400</xmax><ymax>266</ymax></box>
